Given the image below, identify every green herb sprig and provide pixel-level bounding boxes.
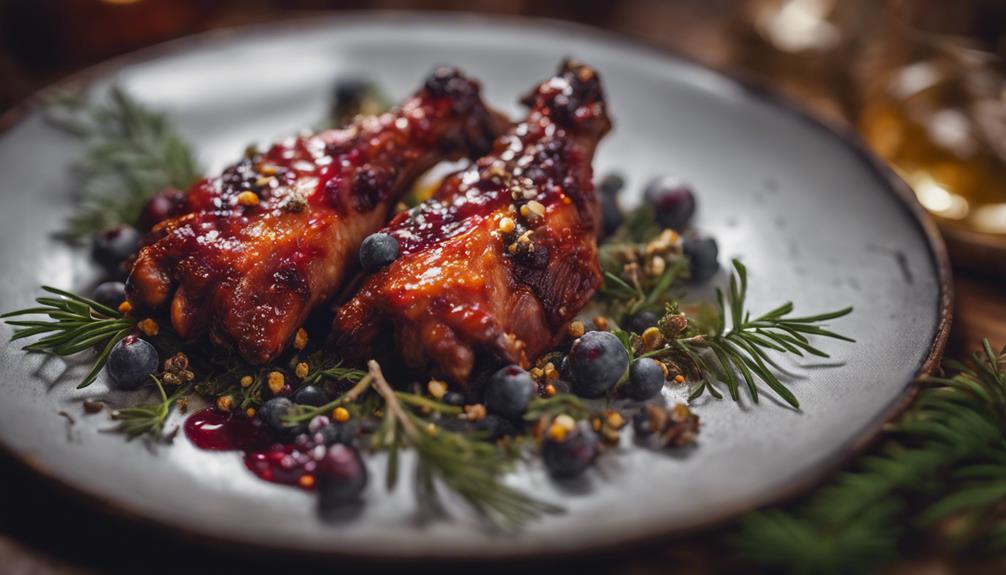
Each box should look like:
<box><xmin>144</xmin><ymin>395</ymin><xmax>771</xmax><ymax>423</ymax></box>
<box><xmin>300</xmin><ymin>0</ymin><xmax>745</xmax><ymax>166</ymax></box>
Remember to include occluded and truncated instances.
<box><xmin>642</xmin><ymin>260</ymin><xmax>853</xmax><ymax>409</ymax></box>
<box><xmin>597</xmin><ymin>215</ymin><xmax>689</xmax><ymax>320</ymax></box>
<box><xmin>1</xmin><ymin>287</ymin><xmax>132</xmax><ymax>388</ymax></box>
<box><xmin>111</xmin><ymin>375</ymin><xmax>191</xmax><ymax>441</ymax></box>
<box><xmin>47</xmin><ymin>87</ymin><xmax>201</xmax><ymax>239</ymax></box>
<box><xmin>366</xmin><ymin>361</ymin><xmax>562</xmax><ymax>531</ymax></box>
<box><xmin>300</xmin><ymin>356</ymin><xmax>367</xmax><ymax>388</ymax></box>
<box><xmin>730</xmin><ymin>339</ymin><xmax>1006</xmax><ymax>574</ymax></box>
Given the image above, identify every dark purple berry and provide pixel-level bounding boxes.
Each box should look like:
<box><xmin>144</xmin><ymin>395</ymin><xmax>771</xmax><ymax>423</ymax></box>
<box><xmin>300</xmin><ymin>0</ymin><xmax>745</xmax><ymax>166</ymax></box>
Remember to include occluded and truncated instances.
<box><xmin>644</xmin><ymin>176</ymin><xmax>696</xmax><ymax>230</ymax></box>
<box><xmin>624</xmin><ymin>358</ymin><xmax>666</xmax><ymax>401</ymax></box>
<box><xmin>359</xmin><ymin>232</ymin><xmax>399</xmax><ymax>272</ymax></box>
<box><xmin>560</xmin><ymin>355</ymin><xmax>574</xmax><ymax>381</ymax></box>
<box><xmin>316</xmin><ymin>421</ymin><xmax>358</xmax><ymax>446</ymax></box>
<box><xmin>442</xmin><ymin>391</ymin><xmax>466</xmax><ymax>407</ymax></box>
<box><xmin>684</xmin><ymin>236</ymin><xmax>719</xmax><ymax>283</ymax></box>
<box><xmin>258</xmin><ymin>397</ymin><xmax>293</xmax><ymax>433</ymax></box>
<box><xmin>542</xmin><ymin>422</ymin><xmax>598</xmax><ymax>478</ymax></box>
<box><xmin>293</xmin><ymin>384</ymin><xmax>327</xmax><ymax>407</ymax></box>
<box><xmin>483</xmin><ymin>365</ymin><xmax>535</xmax><ymax>419</ymax></box>
<box><xmin>317</xmin><ymin>444</ymin><xmax>367</xmax><ymax>510</ymax></box>
<box><xmin>335</xmin><ymin>79</ymin><xmax>373</xmax><ymax>111</ymax></box>
<box><xmin>568</xmin><ymin>331</ymin><xmax>629</xmax><ymax>398</ymax></box>
<box><xmin>599</xmin><ymin>172</ymin><xmax>625</xmax><ymax>196</ymax></box>
<box><xmin>138</xmin><ymin>187</ymin><xmax>184</xmax><ymax>230</ymax></box>
<box><xmin>478</xmin><ymin>414</ymin><xmax>517</xmax><ymax>440</ymax></box>
<box><xmin>600</xmin><ymin>192</ymin><xmax>623</xmax><ymax>238</ymax></box>
<box><xmin>91</xmin><ymin>281</ymin><xmax>126</xmax><ymax>309</ymax></box>
<box><xmin>623</xmin><ymin>310</ymin><xmax>659</xmax><ymax>334</ymax></box>
<box><xmin>106</xmin><ymin>335</ymin><xmax>158</xmax><ymax>390</ymax></box>
<box><xmin>92</xmin><ymin>225</ymin><xmax>141</xmax><ymax>271</ymax></box>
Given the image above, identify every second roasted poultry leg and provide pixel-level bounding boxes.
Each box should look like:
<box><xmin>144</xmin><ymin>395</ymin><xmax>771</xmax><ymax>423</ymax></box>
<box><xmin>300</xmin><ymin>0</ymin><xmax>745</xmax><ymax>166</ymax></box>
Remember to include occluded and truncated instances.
<box><xmin>330</xmin><ymin>61</ymin><xmax>611</xmax><ymax>385</ymax></box>
<box><xmin>128</xmin><ymin>68</ymin><xmax>504</xmax><ymax>364</ymax></box>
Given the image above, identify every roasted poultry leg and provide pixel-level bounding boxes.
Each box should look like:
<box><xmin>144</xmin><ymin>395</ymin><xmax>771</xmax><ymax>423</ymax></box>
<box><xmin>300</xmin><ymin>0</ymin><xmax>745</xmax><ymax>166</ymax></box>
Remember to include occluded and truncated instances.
<box><xmin>127</xmin><ymin>68</ymin><xmax>504</xmax><ymax>364</ymax></box>
<box><xmin>330</xmin><ymin>61</ymin><xmax>611</xmax><ymax>385</ymax></box>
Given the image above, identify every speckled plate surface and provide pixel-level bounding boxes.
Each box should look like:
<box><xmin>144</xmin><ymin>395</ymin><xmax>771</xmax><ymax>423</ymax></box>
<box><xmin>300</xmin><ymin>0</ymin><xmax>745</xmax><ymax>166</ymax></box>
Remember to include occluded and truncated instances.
<box><xmin>0</xmin><ymin>13</ymin><xmax>951</xmax><ymax>562</ymax></box>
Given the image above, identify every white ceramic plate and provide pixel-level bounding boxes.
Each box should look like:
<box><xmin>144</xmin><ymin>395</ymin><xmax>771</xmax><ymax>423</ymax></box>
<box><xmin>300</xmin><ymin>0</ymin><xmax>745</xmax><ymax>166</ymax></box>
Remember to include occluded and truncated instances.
<box><xmin>0</xmin><ymin>12</ymin><xmax>950</xmax><ymax>561</ymax></box>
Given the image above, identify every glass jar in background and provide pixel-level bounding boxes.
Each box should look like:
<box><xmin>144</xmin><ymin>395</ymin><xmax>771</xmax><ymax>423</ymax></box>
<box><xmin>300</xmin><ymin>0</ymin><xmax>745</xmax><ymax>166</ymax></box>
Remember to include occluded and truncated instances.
<box><xmin>726</xmin><ymin>0</ymin><xmax>871</xmax><ymax>123</ymax></box>
<box><xmin>855</xmin><ymin>0</ymin><xmax>1006</xmax><ymax>270</ymax></box>
<box><xmin>730</xmin><ymin>0</ymin><xmax>1006</xmax><ymax>271</ymax></box>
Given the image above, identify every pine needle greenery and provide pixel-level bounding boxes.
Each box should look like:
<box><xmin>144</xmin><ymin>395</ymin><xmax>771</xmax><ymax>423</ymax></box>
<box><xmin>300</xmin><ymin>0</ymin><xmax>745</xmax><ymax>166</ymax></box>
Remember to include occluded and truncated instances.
<box><xmin>360</xmin><ymin>362</ymin><xmax>561</xmax><ymax>530</ymax></box>
<box><xmin>46</xmin><ymin>87</ymin><xmax>201</xmax><ymax>239</ymax></box>
<box><xmin>111</xmin><ymin>375</ymin><xmax>191</xmax><ymax>441</ymax></box>
<box><xmin>640</xmin><ymin>260</ymin><xmax>854</xmax><ymax>409</ymax></box>
<box><xmin>730</xmin><ymin>339</ymin><xmax>1006</xmax><ymax>574</ymax></box>
<box><xmin>1</xmin><ymin>287</ymin><xmax>132</xmax><ymax>388</ymax></box>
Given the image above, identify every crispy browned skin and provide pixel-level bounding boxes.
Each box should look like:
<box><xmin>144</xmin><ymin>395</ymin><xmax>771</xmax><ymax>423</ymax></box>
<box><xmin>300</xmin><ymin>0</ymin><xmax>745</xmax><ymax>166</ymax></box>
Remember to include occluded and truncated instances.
<box><xmin>330</xmin><ymin>61</ymin><xmax>611</xmax><ymax>385</ymax></box>
<box><xmin>127</xmin><ymin>68</ymin><xmax>504</xmax><ymax>364</ymax></box>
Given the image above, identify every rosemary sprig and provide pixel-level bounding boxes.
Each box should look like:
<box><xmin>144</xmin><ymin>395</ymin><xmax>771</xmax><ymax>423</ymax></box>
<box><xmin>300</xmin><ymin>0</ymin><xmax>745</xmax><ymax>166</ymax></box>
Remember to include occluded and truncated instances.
<box><xmin>597</xmin><ymin>220</ymin><xmax>689</xmax><ymax>320</ymax></box>
<box><xmin>730</xmin><ymin>339</ymin><xmax>1006</xmax><ymax>574</ymax></box>
<box><xmin>110</xmin><ymin>375</ymin><xmax>191</xmax><ymax>441</ymax></box>
<box><xmin>600</xmin><ymin>258</ymin><xmax>689</xmax><ymax>318</ymax></box>
<box><xmin>643</xmin><ymin>260</ymin><xmax>853</xmax><ymax>409</ymax></box>
<box><xmin>47</xmin><ymin>87</ymin><xmax>201</xmax><ymax>239</ymax></box>
<box><xmin>1</xmin><ymin>287</ymin><xmax>132</xmax><ymax>388</ymax></box>
<box><xmin>367</xmin><ymin>361</ymin><xmax>563</xmax><ymax>530</ymax></box>
<box><xmin>301</xmin><ymin>357</ymin><xmax>367</xmax><ymax>388</ymax></box>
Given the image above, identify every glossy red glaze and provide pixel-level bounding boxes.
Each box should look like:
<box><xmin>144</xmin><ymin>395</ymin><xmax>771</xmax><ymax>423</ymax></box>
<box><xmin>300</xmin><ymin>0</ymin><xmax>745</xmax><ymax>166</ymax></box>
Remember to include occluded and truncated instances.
<box><xmin>330</xmin><ymin>61</ymin><xmax>611</xmax><ymax>385</ymax></box>
<box><xmin>128</xmin><ymin>68</ymin><xmax>503</xmax><ymax>365</ymax></box>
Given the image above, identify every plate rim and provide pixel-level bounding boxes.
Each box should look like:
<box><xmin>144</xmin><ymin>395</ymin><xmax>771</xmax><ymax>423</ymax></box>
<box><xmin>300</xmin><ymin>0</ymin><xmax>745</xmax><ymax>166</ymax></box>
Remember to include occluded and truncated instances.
<box><xmin>0</xmin><ymin>10</ymin><xmax>953</xmax><ymax>564</ymax></box>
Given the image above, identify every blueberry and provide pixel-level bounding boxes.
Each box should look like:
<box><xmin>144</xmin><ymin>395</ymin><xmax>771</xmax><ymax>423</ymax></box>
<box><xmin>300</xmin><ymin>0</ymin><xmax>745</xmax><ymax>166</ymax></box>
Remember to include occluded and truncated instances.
<box><xmin>258</xmin><ymin>397</ymin><xmax>293</xmax><ymax>433</ymax></box>
<box><xmin>442</xmin><ymin>391</ymin><xmax>466</xmax><ymax>407</ymax></box>
<box><xmin>106</xmin><ymin>335</ymin><xmax>158</xmax><ymax>391</ymax></box>
<box><xmin>441</xmin><ymin>412</ymin><xmax>514</xmax><ymax>440</ymax></box>
<box><xmin>644</xmin><ymin>176</ymin><xmax>696</xmax><ymax>230</ymax></box>
<box><xmin>477</xmin><ymin>414</ymin><xmax>516</xmax><ymax>440</ymax></box>
<box><xmin>92</xmin><ymin>225</ymin><xmax>141</xmax><ymax>271</ymax></box>
<box><xmin>600</xmin><ymin>192</ymin><xmax>623</xmax><ymax>238</ymax></box>
<box><xmin>683</xmin><ymin>236</ymin><xmax>719</xmax><ymax>283</ymax></box>
<box><xmin>599</xmin><ymin>172</ymin><xmax>625</xmax><ymax>196</ymax></box>
<box><xmin>317</xmin><ymin>444</ymin><xmax>368</xmax><ymax>511</ymax></box>
<box><xmin>316</xmin><ymin>421</ymin><xmax>358</xmax><ymax>446</ymax></box>
<box><xmin>623</xmin><ymin>310</ymin><xmax>659</xmax><ymax>334</ymax></box>
<box><xmin>359</xmin><ymin>232</ymin><xmax>399</xmax><ymax>272</ymax></box>
<box><xmin>542</xmin><ymin>422</ymin><xmax>599</xmax><ymax>478</ymax></box>
<box><xmin>483</xmin><ymin>365</ymin><xmax>535</xmax><ymax>419</ymax></box>
<box><xmin>332</xmin><ymin>79</ymin><xmax>381</xmax><ymax>124</ymax></box>
<box><xmin>568</xmin><ymin>331</ymin><xmax>630</xmax><ymax>398</ymax></box>
<box><xmin>293</xmin><ymin>384</ymin><xmax>327</xmax><ymax>407</ymax></box>
<box><xmin>138</xmin><ymin>187</ymin><xmax>183</xmax><ymax>230</ymax></box>
<box><xmin>91</xmin><ymin>281</ymin><xmax>126</xmax><ymax>309</ymax></box>
<box><xmin>559</xmin><ymin>355</ymin><xmax>574</xmax><ymax>381</ymax></box>
<box><xmin>624</xmin><ymin>358</ymin><xmax>666</xmax><ymax>401</ymax></box>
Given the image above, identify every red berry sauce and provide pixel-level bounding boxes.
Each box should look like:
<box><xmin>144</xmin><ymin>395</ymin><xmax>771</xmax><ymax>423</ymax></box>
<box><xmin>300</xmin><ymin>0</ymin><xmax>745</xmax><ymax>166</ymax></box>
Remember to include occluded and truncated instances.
<box><xmin>184</xmin><ymin>408</ymin><xmax>319</xmax><ymax>490</ymax></box>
